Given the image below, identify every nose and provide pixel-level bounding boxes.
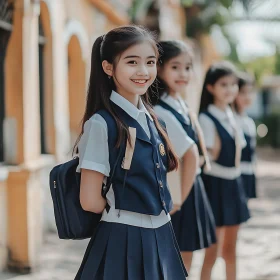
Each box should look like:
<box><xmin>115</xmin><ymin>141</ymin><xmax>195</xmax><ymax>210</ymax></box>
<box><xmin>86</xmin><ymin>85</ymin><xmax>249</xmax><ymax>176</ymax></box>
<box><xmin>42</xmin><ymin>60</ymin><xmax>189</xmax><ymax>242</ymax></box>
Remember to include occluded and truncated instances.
<box><xmin>137</xmin><ymin>64</ymin><xmax>149</xmax><ymax>76</ymax></box>
<box><xmin>180</xmin><ymin>68</ymin><xmax>189</xmax><ymax>78</ymax></box>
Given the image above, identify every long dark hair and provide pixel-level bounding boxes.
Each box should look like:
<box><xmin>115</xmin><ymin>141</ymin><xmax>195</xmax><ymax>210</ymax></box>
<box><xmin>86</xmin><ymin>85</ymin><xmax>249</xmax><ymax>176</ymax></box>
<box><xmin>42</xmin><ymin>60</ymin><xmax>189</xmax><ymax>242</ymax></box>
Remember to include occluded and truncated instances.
<box><xmin>234</xmin><ymin>71</ymin><xmax>255</xmax><ymax>113</ymax></box>
<box><xmin>151</xmin><ymin>40</ymin><xmax>193</xmax><ymax>105</ymax></box>
<box><xmin>199</xmin><ymin>61</ymin><xmax>237</xmax><ymax>113</ymax></box>
<box><xmin>74</xmin><ymin>25</ymin><xmax>178</xmax><ymax>171</ymax></box>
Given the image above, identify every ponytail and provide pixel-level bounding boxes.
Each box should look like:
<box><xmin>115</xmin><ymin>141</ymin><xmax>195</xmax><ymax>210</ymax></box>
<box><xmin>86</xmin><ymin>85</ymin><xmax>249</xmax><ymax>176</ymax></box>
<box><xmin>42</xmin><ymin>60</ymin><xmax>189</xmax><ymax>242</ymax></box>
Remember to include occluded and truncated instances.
<box><xmin>73</xmin><ymin>26</ymin><xmax>179</xmax><ymax>170</ymax></box>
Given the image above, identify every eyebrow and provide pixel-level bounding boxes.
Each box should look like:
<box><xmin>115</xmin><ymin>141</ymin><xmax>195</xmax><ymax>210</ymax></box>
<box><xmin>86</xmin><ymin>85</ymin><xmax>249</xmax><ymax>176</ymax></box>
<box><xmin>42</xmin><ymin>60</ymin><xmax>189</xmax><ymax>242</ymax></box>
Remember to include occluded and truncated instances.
<box><xmin>170</xmin><ymin>61</ymin><xmax>192</xmax><ymax>65</ymax></box>
<box><xmin>123</xmin><ymin>55</ymin><xmax>157</xmax><ymax>59</ymax></box>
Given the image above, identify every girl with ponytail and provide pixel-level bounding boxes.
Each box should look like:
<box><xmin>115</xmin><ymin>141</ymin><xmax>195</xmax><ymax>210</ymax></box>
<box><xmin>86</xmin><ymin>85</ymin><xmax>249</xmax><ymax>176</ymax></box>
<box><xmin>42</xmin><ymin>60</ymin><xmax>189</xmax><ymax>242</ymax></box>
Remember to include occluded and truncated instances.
<box><xmin>74</xmin><ymin>26</ymin><xmax>188</xmax><ymax>280</ymax></box>
<box><xmin>198</xmin><ymin>62</ymin><xmax>250</xmax><ymax>280</ymax></box>
<box><xmin>153</xmin><ymin>40</ymin><xmax>216</xmax><ymax>273</ymax></box>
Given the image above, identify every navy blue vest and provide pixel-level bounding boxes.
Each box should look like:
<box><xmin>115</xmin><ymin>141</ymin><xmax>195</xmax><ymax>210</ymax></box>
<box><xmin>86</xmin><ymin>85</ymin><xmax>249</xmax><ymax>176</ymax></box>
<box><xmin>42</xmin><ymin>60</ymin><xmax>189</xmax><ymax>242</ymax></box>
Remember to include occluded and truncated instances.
<box><xmin>157</xmin><ymin>100</ymin><xmax>200</xmax><ymax>151</ymax></box>
<box><xmin>201</xmin><ymin>111</ymin><xmax>236</xmax><ymax>167</ymax></box>
<box><xmin>97</xmin><ymin>103</ymin><xmax>172</xmax><ymax>215</ymax></box>
<box><xmin>241</xmin><ymin>133</ymin><xmax>254</xmax><ymax>162</ymax></box>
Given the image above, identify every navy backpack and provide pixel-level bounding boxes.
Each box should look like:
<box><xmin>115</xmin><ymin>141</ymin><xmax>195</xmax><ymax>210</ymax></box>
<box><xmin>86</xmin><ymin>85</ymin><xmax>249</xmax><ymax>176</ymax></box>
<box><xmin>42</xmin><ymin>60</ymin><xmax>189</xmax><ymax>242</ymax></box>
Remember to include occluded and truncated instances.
<box><xmin>49</xmin><ymin>150</ymin><xmax>122</xmax><ymax>240</ymax></box>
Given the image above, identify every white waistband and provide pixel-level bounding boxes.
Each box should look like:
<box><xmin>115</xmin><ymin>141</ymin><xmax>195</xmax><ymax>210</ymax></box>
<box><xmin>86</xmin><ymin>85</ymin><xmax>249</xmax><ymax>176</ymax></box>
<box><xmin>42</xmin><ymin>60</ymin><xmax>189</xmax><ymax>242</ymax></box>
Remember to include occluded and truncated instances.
<box><xmin>240</xmin><ymin>162</ymin><xmax>255</xmax><ymax>175</ymax></box>
<box><xmin>101</xmin><ymin>208</ymin><xmax>170</xmax><ymax>229</ymax></box>
<box><xmin>204</xmin><ymin>161</ymin><xmax>241</xmax><ymax>180</ymax></box>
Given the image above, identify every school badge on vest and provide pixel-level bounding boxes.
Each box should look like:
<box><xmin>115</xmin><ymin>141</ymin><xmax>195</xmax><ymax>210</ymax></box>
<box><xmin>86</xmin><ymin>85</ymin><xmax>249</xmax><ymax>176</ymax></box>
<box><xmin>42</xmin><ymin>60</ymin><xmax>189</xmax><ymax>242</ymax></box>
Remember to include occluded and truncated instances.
<box><xmin>159</xmin><ymin>143</ymin><xmax>166</xmax><ymax>156</ymax></box>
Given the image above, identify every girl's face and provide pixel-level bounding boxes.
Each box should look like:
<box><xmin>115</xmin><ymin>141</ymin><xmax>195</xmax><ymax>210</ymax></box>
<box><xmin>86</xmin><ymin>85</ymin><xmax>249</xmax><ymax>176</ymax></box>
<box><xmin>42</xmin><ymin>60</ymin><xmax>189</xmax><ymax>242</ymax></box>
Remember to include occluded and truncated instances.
<box><xmin>158</xmin><ymin>52</ymin><xmax>192</xmax><ymax>95</ymax></box>
<box><xmin>112</xmin><ymin>41</ymin><xmax>157</xmax><ymax>99</ymax></box>
<box><xmin>235</xmin><ymin>84</ymin><xmax>255</xmax><ymax>112</ymax></box>
<box><xmin>208</xmin><ymin>74</ymin><xmax>238</xmax><ymax>106</ymax></box>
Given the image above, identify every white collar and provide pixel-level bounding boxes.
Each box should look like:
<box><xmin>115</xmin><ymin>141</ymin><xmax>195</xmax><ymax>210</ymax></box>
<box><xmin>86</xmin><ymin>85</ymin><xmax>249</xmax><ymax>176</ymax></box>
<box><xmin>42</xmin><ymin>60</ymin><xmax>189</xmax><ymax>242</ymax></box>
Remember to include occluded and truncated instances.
<box><xmin>161</xmin><ymin>93</ymin><xmax>188</xmax><ymax>115</ymax></box>
<box><xmin>208</xmin><ymin>104</ymin><xmax>233</xmax><ymax>122</ymax></box>
<box><xmin>110</xmin><ymin>90</ymin><xmax>153</xmax><ymax>121</ymax></box>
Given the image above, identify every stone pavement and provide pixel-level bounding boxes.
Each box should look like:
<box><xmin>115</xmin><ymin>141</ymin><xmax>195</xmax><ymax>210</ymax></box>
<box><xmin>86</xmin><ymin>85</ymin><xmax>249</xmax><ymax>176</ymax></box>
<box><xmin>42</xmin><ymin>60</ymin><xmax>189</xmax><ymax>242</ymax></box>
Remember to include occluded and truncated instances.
<box><xmin>1</xmin><ymin>148</ymin><xmax>279</xmax><ymax>280</ymax></box>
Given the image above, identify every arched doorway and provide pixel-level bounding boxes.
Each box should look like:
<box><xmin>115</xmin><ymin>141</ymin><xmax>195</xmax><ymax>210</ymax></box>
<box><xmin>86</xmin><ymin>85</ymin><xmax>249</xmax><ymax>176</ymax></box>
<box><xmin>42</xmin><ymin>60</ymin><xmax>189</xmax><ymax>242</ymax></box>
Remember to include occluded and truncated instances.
<box><xmin>0</xmin><ymin>1</ymin><xmax>13</xmax><ymax>162</ymax></box>
<box><xmin>67</xmin><ymin>35</ymin><xmax>86</xmax><ymax>147</ymax></box>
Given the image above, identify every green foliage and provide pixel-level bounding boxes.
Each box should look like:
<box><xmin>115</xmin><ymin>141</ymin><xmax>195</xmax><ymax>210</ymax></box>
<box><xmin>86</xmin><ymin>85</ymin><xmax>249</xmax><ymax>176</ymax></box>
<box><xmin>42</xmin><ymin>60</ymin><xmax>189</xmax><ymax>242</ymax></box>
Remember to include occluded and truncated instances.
<box><xmin>181</xmin><ymin>0</ymin><xmax>194</xmax><ymax>7</ymax></box>
<box><xmin>242</xmin><ymin>56</ymin><xmax>276</xmax><ymax>86</ymax></box>
<box><xmin>256</xmin><ymin>114</ymin><xmax>280</xmax><ymax>148</ymax></box>
<box><xmin>185</xmin><ymin>0</ymin><xmax>253</xmax><ymax>39</ymax></box>
<box><xmin>274</xmin><ymin>47</ymin><xmax>280</xmax><ymax>75</ymax></box>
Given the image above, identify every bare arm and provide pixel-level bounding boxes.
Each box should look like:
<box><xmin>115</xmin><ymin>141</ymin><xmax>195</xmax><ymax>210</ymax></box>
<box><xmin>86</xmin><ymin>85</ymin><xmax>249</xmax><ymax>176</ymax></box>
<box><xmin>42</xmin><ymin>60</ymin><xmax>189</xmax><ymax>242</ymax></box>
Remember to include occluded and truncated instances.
<box><xmin>207</xmin><ymin>132</ymin><xmax>221</xmax><ymax>161</ymax></box>
<box><xmin>80</xmin><ymin>169</ymin><xmax>107</xmax><ymax>214</ymax></box>
<box><xmin>181</xmin><ymin>144</ymin><xmax>199</xmax><ymax>201</ymax></box>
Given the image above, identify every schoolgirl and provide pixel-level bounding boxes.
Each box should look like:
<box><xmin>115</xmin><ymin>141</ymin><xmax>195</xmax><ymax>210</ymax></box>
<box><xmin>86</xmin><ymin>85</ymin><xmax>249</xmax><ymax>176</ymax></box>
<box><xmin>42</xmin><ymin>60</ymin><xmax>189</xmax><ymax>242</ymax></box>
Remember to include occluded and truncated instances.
<box><xmin>198</xmin><ymin>61</ymin><xmax>250</xmax><ymax>280</ymax></box>
<box><xmin>153</xmin><ymin>40</ymin><xmax>216</xmax><ymax>272</ymax></box>
<box><xmin>74</xmin><ymin>26</ymin><xmax>187</xmax><ymax>280</ymax></box>
<box><xmin>234</xmin><ymin>72</ymin><xmax>257</xmax><ymax>199</ymax></box>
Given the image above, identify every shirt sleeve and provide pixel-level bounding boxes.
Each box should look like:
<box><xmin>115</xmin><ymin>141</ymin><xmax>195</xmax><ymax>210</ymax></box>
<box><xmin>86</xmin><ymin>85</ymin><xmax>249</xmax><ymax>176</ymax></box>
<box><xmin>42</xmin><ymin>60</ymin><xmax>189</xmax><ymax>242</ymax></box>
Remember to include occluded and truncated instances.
<box><xmin>198</xmin><ymin>113</ymin><xmax>216</xmax><ymax>149</ymax></box>
<box><xmin>155</xmin><ymin>106</ymin><xmax>194</xmax><ymax>158</ymax></box>
<box><xmin>76</xmin><ymin>114</ymin><xmax>110</xmax><ymax>176</ymax></box>
<box><xmin>237</xmin><ymin>125</ymin><xmax>247</xmax><ymax>149</ymax></box>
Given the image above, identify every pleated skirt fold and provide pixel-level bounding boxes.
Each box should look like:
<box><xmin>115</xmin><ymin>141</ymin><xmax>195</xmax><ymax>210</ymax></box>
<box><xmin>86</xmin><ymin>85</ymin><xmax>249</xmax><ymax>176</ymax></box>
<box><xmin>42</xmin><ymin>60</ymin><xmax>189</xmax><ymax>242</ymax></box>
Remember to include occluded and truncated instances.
<box><xmin>171</xmin><ymin>175</ymin><xmax>217</xmax><ymax>251</ymax></box>
<box><xmin>202</xmin><ymin>174</ymin><xmax>250</xmax><ymax>227</ymax></box>
<box><xmin>242</xmin><ymin>174</ymin><xmax>257</xmax><ymax>199</ymax></box>
<box><xmin>75</xmin><ymin>221</ymin><xmax>188</xmax><ymax>280</ymax></box>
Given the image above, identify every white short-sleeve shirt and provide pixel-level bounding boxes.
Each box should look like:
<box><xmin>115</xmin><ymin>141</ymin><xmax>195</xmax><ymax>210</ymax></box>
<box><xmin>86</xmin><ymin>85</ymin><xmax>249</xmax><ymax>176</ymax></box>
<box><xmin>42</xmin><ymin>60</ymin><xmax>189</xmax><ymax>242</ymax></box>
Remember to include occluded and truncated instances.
<box><xmin>198</xmin><ymin>104</ymin><xmax>246</xmax><ymax>149</ymax></box>
<box><xmin>235</xmin><ymin>113</ymin><xmax>256</xmax><ymax>139</ymax></box>
<box><xmin>76</xmin><ymin>90</ymin><xmax>171</xmax><ymax>228</ymax></box>
<box><xmin>154</xmin><ymin>94</ymin><xmax>194</xmax><ymax>158</ymax></box>
<box><xmin>76</xmin><ymin>90</ymin><xmax>153</xmax><ymax>175</ymax></box>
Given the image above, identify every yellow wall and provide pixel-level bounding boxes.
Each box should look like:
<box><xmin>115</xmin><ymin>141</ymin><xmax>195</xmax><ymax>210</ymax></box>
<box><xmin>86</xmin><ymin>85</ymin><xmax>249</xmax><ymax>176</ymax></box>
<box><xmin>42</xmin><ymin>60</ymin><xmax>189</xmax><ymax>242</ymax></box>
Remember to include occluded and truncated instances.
<box><xmin>1</xmin><ymin>0</ymin><xmax>191</xmax><ymax>273</ymax></box>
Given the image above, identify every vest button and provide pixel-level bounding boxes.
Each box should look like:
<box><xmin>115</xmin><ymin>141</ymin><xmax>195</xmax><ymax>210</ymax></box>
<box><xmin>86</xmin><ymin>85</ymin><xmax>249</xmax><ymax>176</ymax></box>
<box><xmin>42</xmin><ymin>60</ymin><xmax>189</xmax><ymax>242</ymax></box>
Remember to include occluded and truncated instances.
<box><xmin>162</xmin><ymin>201</ymin><xmax>166</xmax><ymax>207</ymax></box>
<box><xmin>156</xmin><ymin>163</ymin><xmax>160</xmax><ymax>169</ymax></box>
<box><xmin>159</xmin><ymin>180</ymin><xmax>163</xmax><ymax>187</ymax></box>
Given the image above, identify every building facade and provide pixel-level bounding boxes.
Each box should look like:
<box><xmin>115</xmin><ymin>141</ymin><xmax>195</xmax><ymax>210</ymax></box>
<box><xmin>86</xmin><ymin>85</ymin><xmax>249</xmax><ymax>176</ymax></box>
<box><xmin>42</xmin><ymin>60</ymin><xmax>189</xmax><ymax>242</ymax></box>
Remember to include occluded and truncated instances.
<box><xmin>0</xmin><ymin>0</ymin><xmax>186</xmax><ymax>273</ymax></box>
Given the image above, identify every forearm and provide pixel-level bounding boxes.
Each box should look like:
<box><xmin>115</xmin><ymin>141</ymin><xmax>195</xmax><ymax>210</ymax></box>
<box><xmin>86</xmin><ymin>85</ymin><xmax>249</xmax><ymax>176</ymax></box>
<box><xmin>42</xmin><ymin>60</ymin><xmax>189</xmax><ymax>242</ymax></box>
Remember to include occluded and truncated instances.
<box><xmin>80</xmin><ymin>169</ymin><xmax>107</xmax><ymax>214</ymax></box>
<box><xmin>181</xmin><ymin>144</ymin><xmax>199</xmax><ymax>202</ymax></box>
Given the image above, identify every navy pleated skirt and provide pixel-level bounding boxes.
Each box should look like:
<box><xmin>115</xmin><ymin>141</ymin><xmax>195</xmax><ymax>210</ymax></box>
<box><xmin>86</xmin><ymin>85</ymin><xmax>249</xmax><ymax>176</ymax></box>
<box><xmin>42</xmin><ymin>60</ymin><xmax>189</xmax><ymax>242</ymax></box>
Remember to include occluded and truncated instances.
<box><xmin>171</xmin><ymin>175</ymin><xmax>216</xmax><ymax>252</ymax></box>
<box><xmin>75</xmin><ymin>221</ymin><xmax>188</xmax><ymax>280</ymax></box>
<box><xmin>242</xmin><ymin>174</ymin><xmax>257</xmax><ymax>199</ymax></box>
<box><xmin>202</xmin><ymin>174</ymin><xmax>250</xmax><ymax>227</ymax></box>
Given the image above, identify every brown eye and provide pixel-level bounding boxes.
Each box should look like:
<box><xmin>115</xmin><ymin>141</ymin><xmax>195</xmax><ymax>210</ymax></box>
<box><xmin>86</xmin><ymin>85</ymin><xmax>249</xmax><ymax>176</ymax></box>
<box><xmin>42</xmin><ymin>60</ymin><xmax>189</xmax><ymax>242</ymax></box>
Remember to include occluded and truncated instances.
<box><xmin>128</xmin><ymin>61</ymin><xmax>137</xmax><ymax>65</ymax></box>
<box><xmin>147</xmin><ymin>60</ymin><xmax>156</xmax><ymax>65</ymax></box>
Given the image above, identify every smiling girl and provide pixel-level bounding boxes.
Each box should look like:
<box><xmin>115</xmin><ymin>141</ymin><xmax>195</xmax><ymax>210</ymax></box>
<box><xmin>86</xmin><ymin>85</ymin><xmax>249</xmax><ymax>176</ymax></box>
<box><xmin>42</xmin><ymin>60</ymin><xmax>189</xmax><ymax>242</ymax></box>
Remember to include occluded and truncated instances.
<box><xmin>199</xmin><ymin>61</ymin><xmax>250</xmax><ymax>280</ymax></box>
<box><xmin>74</xmin><ymin>26</ymin><xmax>187</xmax><ymax>280</ymax></box>
<box><xmin>153</xmin><ymin>40</ymin><xmax>216</xmax><ymax>273</ymax></box>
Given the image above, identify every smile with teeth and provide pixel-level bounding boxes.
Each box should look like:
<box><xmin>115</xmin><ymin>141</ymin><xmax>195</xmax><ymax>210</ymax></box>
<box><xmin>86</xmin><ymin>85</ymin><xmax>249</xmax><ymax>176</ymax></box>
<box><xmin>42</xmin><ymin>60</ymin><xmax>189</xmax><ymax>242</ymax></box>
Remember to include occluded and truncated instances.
<box><xmin>131</xmin><ymin>79</ymin><xmax>149</xmax><ymax>85</ymax></box>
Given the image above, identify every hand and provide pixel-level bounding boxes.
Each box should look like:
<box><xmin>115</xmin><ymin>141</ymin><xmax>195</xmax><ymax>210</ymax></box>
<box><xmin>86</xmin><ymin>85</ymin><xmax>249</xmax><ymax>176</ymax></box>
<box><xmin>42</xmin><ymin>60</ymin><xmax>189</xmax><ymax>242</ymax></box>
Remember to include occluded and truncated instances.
<box><xmin>169</xmin><ymin>204</ymin><xmax>181</xmax><ymax>215</ymax></box>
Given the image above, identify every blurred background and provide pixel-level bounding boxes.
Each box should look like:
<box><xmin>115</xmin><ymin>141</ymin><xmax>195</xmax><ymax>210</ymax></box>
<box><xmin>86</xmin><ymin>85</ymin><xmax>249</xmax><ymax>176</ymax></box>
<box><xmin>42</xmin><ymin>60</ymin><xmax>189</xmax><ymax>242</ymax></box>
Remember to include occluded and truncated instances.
<box><xmin>0</xmin><ymin>0</ymin><xmax>279</xmax><ymax>279</ymax></box>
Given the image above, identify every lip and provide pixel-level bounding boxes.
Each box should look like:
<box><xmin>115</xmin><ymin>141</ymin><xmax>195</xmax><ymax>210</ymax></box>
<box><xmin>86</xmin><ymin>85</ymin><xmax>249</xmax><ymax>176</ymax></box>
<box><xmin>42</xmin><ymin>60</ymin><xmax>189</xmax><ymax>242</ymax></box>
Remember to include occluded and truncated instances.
<box><xmin>131</xmin><ymin>79</ymin><xmax>150</xmax><ymax>86</ymax></box>
<box><xmin>175</xmin><ymin>80</ymin><xmax>188</xmax><ymax>85</ymax></box>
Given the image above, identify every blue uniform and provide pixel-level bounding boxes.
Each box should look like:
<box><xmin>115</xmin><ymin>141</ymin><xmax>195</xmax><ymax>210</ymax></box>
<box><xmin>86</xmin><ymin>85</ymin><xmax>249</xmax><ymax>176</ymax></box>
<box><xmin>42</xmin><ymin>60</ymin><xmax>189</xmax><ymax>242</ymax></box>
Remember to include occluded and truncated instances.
<box><xmin>155</xmin><ymin>95</ymin><xmax>216</xmax><ymax>252</ymax></box>
<box><xmin>237</xmin><ymin>114</ymin><xmax>257</xmax><ymax>199</ymax></box>
<box><xmin>75</xmin><ymin>91</ymin><xmax>187</xmax><ymax>280</ymax></box>
<box><xmin>199</xmin><ymin>106</ymin><xmax>250</xmax><ymax>227</ymax></box>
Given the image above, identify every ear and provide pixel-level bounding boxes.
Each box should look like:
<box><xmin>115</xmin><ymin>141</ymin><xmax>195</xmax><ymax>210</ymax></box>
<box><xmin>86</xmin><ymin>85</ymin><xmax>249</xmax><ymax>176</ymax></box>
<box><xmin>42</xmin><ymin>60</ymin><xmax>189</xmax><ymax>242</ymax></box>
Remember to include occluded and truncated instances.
<box><xmin>206</xmin><ymin>84</ymin><xmax>214</xmax><ymax>94</ymax></box>
<box><xmin>102</xmin><ymin>60</ymin><xmax>113</xmax><ymax>77</ymax></box>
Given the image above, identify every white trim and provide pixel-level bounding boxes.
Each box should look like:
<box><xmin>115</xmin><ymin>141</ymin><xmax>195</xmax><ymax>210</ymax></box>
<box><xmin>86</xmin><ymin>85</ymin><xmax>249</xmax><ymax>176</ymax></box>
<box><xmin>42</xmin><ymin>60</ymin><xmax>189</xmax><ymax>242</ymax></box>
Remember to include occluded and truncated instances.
<box><xmin>101</xmin><ymin>187</ymin><xmax>171</xmax><ymax>228</ymax></box>
<box><xmin>64</xmin><ymin>20</ymin><xmax>89</xmax><ymax>61</ymax></box>
<box><xmin>204</xmin><ymin>162</ymin><xmax>241</xmax><ymax>180</ymax></box>
<box><xmin>240</xmin><ymin>162</ymin><xmax>255</xmax><ymax>175</ymax></box>
<box><xmin>40</xmin><ymin>0</ymin><xmax>56</xmax><ymax>31</ymax></box>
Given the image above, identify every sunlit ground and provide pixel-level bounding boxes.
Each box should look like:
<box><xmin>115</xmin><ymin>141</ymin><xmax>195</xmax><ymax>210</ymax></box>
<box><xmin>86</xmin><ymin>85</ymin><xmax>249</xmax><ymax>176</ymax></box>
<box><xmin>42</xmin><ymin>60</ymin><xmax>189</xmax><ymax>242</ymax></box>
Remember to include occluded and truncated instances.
<box><xmin>0</xmin><ymin>148</ymin><xmax>279</xmax><ymax>280</ymax></box>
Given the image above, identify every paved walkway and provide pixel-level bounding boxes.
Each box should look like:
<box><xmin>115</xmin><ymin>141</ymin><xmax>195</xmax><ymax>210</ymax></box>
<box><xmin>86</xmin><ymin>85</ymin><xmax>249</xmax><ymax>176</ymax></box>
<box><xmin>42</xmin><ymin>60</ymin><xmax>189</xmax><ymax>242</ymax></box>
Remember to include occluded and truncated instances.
<box><xmin>1</xmin><ymin>148</ymin><xmax>279</xmax><ymax>280</ymax></box>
